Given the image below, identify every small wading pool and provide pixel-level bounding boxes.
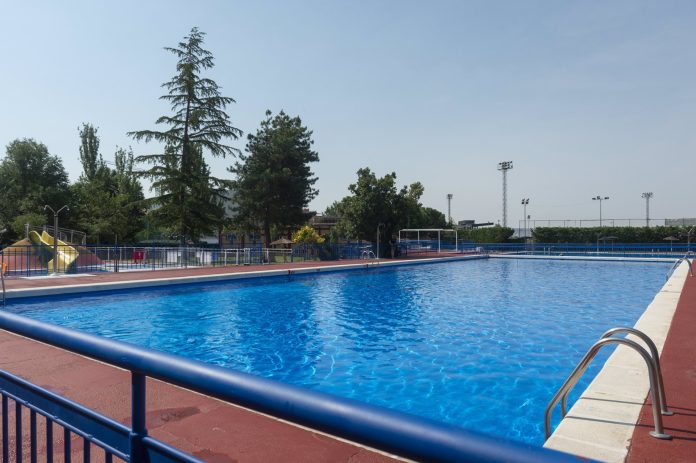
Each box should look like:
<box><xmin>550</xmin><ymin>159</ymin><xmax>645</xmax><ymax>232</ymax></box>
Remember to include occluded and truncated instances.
<box><xmin>6</xmin><ymin>258</ymin><xmax>672</xmax><ymax>444</ymax></box>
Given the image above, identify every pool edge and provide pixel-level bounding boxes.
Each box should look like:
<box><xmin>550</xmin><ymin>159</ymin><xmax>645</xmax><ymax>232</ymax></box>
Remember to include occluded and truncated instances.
<box><xmin>2</xmin><ymin>254</ymin><xmax>486</xmax><ymax>300</ymax></box>
<box><xmin>543</xmin><ymin>260</ymin><xmax>688</xmax><ymax>462</ymax></box>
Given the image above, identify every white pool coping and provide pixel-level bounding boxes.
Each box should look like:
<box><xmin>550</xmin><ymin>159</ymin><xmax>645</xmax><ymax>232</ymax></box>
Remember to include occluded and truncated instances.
<box><xmin>3</xmin><ymin>254</ymin><xmax>485</xmax><ymax>300</ymax></box>
<box><xmin>491</xmin><ymin>253</ymin><xmax>675</xmax><ymax>263</ymax></box>
<box><xmin>543</xmin><ymin>261</ymin><xmax>689</xmax><ymax>462</ymax></box>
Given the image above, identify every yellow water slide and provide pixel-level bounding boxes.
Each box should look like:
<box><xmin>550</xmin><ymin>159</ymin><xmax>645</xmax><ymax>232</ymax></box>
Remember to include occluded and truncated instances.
<box><xmin>28</xmin><ymin>231</ymin><xmax>79</xmax><ymax>273</ymax></box>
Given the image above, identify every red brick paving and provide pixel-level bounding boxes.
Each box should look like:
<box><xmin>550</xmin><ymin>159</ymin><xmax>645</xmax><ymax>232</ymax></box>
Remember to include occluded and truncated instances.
<box><xmin>2</xmin><ymin>259</ymin><xmax>369</xmax><ymax>290</ymax></box>
<box><xmin>2</xmin><ymin>254</ymin><xmax>464</xmax><ymax>292</ymax></box>
<box><xmin>1</xmin><ymin>261</ymin><xmax>426</xmax><ymax>462</ymax></box>
<box><xmin>625</xmin><ymin>273</ymin><xmax>696</xmax><ymax>463</ymax></box>
<box><xmin>0</xmin><ymin>330</ymin><xmax>399</xmax><ymax>463</ymax></box>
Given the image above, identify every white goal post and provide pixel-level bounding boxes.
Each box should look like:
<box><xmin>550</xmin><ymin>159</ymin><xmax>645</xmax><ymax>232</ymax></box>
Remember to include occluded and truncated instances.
<box><xmin>398</xmin><ymin>229</ymin><xmax>459</xmax><ymax>254</ymax></box>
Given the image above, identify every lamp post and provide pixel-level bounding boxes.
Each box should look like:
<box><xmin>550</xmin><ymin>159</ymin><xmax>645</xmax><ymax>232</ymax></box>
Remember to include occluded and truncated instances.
<box><xmin>592</xmin><ymin>196</ymin><xmax>609</xmax><ymax>227</ymax></box>
<box><xmin>446</xmin><ymin>194</ymin><xmax>453</xmax><ymax>225</ymax></box>
<box><xmin>641</xmin><ymin>192</ymin><xmax>653</xmax><ymax>227</ymax></box>
<box><xmin>44</xmin><ymin>204</ymin><xmax>69</xmax><ymax>275</ymax></box>
<box><xmin>521</xmin><ymin>198</ymin><xmax>529</xmax><ymax>238</ymax></box>
<box><xmin>497</xmin><ymin>161</ymin><xmax>513</xmax><ymax>227</ymax></box>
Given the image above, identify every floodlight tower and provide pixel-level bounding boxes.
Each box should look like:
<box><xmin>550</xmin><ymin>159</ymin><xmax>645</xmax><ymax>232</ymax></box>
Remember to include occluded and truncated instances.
<box><xmin>447</xmin><ymin>193</ymin><xmax>453</xmax><ymax>224</ymax></box>
<box><xmin>641</xmin><ymin>192</ymin><xmax>653</xmax><ymax>227</ymax></box>
<box><xmin>521</xmin><ymin>198</ymin><xmax>529</xmax><ymax>237</ymax></box>
<box><xmin>592</xmin><ymin>195</ymin><xmax>609</xmax><ymax>227</ymax></box>
<box><xmin>497</xmin><ymin>161</ymin><xmax>513</xmax><ymax>227</ymax></box>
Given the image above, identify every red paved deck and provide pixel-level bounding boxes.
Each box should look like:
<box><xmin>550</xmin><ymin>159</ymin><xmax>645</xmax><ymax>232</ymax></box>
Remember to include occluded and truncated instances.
<box><xmin>2</xmin><ymin>254</ymin><xmax>463</xmax><ymax>291</ymax></box>
<box><xmin>0</xmin><ymin>330</ymin><xmax>399</xmax><ymax>463</ymax></box>
<box><xmin>626</xmin><ymin>272</ymin><xmax>696</xmax><ymax>463</ymax></box>
<box><xmin>2</xmin><ymin>259</ymin><xmax>369</xmax><ymax>290</ymax></box>
<box><xmin>0</xmin><ymin>261</ymin><xmax>428</xmax><ymax>462</ymax></box>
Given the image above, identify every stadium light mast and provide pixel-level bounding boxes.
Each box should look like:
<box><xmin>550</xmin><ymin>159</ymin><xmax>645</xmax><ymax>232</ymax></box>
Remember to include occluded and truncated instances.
<box><xmin>497</xmin><ymin>161</ymin><xmax>513</xmax><ymax>227</ymax></box>
<box><xmin>641</xmin><ymin>192</ymin><xmax>653</xmax><ymax>227</ymax></box>
<box><xmin>447</xmin><ymin>193</ymin><xmax>453</xmax><ymax>224</ymax></box>
<box><xmin>521</xmin><ymin>198</ymin><xmax>529</xmax><ymax>237</ymax></box>
<box><xmin>592</xmin><ymin>195</ymin><xmax>609</xmax><ymax>227</ymax></box>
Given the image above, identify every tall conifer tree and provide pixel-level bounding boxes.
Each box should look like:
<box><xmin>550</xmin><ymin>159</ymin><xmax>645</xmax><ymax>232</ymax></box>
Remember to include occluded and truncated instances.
<box><xmin>128</xmin><ymin>27</ymin><xmax>240</xmax><ymax>243</ymax></box>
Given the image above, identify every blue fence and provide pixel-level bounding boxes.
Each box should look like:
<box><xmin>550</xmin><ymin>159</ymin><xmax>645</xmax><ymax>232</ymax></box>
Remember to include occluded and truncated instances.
<box><xmin>0</xmin><ymin>243</ymin><xmax>371</xmax><ymax>277</ymax></box>
<box><xmin>482</xmin><ymin>242</ymin><xmax>693</xmax><ymax>257</ymax></box>
<box><xmin>0</xmin><ymin>311</ymin><xmax>587</xmax><ymax>463</ymax></box>
<box><xmin>2</xmin><ymin>241</ymin><xmax>687</xmax><ymax>277</ymax></box>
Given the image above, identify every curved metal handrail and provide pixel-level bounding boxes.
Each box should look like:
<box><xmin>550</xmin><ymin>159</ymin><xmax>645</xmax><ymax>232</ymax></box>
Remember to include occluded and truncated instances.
<box><xmin>666</xmin><ymin>253</ymin><xmax>694</xmax><ymax>281</ymax></box>
<box><xmin>560</xmin><ymin>327</ymin><xmax>672</xmax><ymax>417</ymax></box>
<box><xmin>544</xmin><ymin>337</ymin><xmax>671</xmax><ymax>441</ymax></box>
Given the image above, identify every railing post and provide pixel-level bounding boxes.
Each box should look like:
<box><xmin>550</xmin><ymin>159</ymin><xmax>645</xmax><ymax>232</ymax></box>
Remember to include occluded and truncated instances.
<box><xmin>130</xmin><ymin>372</ymin><xmax>148</xmax><ymax>463</ymax></box>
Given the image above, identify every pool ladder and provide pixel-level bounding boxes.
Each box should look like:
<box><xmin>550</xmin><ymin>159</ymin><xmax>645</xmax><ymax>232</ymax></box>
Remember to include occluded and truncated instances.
<box><xmin>666</xmin><ymin>251</ymin><xmax>694</xmax><ymax>281</ymax></box>
<box><xmin>545</xmin><ymin>327</ymin><xmax>673</xmax><ymax>441</ymax></box>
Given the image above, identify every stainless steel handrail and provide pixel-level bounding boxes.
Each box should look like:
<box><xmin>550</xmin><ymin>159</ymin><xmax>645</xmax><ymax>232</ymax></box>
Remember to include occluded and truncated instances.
<box><xmin>544</xmin><ymin>337</ymin><xmax>671</xmax><ymax>441</ymax></box>
<box><xmin>666</xmin><ymin>252</ymin><xmax>694</xmax><ymax>281</ymax></box>
<box><xmin>560</xmin><ymin>327</ymin><xmax>672</xmax><ymax>417</ymax></box>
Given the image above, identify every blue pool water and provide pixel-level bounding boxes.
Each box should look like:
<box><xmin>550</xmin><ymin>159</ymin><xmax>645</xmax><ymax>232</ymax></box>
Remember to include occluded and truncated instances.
<box><xmin>7</xmin><ymin>258</ymin><xmax>671</xmax><ymax>444</ymax></box>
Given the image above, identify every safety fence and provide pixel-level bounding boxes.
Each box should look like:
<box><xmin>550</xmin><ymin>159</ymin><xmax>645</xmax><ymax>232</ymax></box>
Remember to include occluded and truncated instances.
<box><xmin>0</xmin><ymin>243</ymin><xmax>370</xmax><ymax>277</ymax></box>
<box><xmin>0</xmin><ymin>311</ymin><xmax>583</xmax><ymax>463</ymax></box>
<box><xmin>482</xmin><ymin>242</ymin><xmax>693</xmax><ymax>258</ymax></box>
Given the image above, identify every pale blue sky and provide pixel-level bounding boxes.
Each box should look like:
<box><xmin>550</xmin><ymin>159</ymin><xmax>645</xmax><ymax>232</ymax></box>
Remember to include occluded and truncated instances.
<box><xmin>2</xmin><ymin>1</ymin><xmax>695</xmax><ymax>226</ymax></box>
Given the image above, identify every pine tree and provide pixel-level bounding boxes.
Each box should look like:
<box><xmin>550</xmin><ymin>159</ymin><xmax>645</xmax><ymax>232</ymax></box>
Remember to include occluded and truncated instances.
<box><xmin>230</xmin><ymin>111</ymin><xmax>319</xmax><ymax>248</ymax></box>
<box><xmin>128</xmin><ymin>27</ymin><xmax>241</xmax><ymax>244</ymax></box>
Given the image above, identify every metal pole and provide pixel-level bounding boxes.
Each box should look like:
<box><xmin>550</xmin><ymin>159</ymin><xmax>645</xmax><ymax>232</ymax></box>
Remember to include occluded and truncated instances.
<box><xmin>447</xmin><ymin>194</ymin><xmax>453</xmax><ymax>224</ymax></box>
<box><xmin>130</xmin><ymin>372</ymin><xmax>147</xmax><ymax>463</ymax></box>
<box><xmin>53</xmin><ymin>213</ymin><xmax>58</xmax><ymax>271</ymax></box>
<box><xmin>642</xmin><ymin>192</ymin><xmax>653</xmax><ymax>227</ymax></box>
<box><xmin>44</xmin><ymin>205</ymin><xmax>68</xmax><ymax>275</ymax></box>
<box><xmin>498</xmin><ymin>161</ymin><xmax>513</xmax><ymax>227</ymax></box>
<box><xmin>502</xmin><ymin>169</ymin><xmax>507</xmax><ymax>227</ymax></box>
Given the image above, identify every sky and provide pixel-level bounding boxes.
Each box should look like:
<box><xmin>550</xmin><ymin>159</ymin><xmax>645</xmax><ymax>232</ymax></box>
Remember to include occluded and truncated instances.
<box><xmin>1</xmin><ymin>1</ymin><xmax>695</xmax><ymax>228</ymax></box>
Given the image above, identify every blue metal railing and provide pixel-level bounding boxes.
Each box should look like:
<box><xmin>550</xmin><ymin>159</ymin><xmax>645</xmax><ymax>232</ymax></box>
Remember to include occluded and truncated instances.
<box><xmin>0</xmin><ymin>311</ymin><xmax>587</xmax><ymax>463</ymax></box>
<box><xmin>0</xmin><ymin>243</ymin><xmax>371</xmax><ymax>277</ymax></box>
<box><xmin>482</xmin><ymin>242</ymin><xmax>692</xmax><ymax>257</ymax></box>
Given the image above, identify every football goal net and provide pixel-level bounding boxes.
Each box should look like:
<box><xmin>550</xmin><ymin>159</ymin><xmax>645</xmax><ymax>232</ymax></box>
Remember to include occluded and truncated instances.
<box><xmin>397</xmin><ymin>229</ymin><xmax>459</xmax><ymax>255</ymax></box>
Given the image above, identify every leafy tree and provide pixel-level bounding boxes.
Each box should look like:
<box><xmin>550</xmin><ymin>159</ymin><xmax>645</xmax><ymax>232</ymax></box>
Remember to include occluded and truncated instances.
<box><xmin>334</xmin><ymin>168</ymin><xmax>425</xmax><ymax>253</ymax></box>
<box><xmin>531</xmin><ymin>226</ymin><xmax>692</xmax><ymax>244</ymax></box>
<box><xmin>0</xmin><ymin>139</ymin><xmax>72</xmax><ymax>240</ymax></box>
<box><xmin>458</xmin><ymin>225</ymin><xmax>514</xmax><ymax>243</ymax></box>
<box><xmin>293</xmin><ymin>225</ymin><xmax>325</xmax><ymax>244</ymax></box>
<box><xmin>413</xmin><ymin>207</ymin><xmax>448</xmax><ymax>229</ymax></box>
<box><xmin>72</xmin><ymin>125</ymin><xmax>145</xmax><ymax>244</ymax></box>
<box><xmin>128</xmin><ymin>27</ymin><xmax>241</xmax><ymax>244</ymax></box>
<box><xmin>78</xmin><ymin>123</ymin><xmax>104</xmax><ymax>181</ymax></box>
<box><xmin>230</xmin><ymin>110</ymin><xmax>319</xmax><ymax>248</ymax></box>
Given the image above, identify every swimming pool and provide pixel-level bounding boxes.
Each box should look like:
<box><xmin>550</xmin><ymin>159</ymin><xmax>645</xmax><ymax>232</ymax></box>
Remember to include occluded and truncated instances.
<box><xmin>7</xmin><ymin>258</ymin><xmax>671</xmax><ymax>444</ymax></box>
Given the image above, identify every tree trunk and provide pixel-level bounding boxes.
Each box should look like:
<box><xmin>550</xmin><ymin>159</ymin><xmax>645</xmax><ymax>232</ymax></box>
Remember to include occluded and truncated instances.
<box><xmin>263</xmin><ymin>220</ymin><xmax>271</xmax><ymax>249</ymax></box>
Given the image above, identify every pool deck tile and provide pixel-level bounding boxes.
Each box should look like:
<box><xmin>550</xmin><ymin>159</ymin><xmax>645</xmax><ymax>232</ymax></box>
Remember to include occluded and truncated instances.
<box><xmin>0</xmin><ymin>329</ymin><xmax>404</xmax><ymax>462</ymax></box>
